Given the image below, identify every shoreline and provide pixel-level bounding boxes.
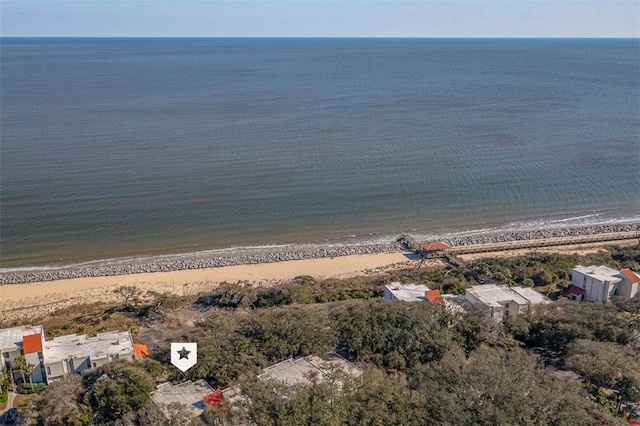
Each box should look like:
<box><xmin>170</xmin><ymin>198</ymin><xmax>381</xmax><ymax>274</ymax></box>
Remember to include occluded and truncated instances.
<box><xmin>0</xmin><ymin>225</ymin><xmax>637</xmax><ymax>323</ymax></box>
<box><xmin>0</xmin><ymin>252</ymin><xmax>413</xmax><ymax>323</ymax></box>
<box><xmin>1</xmin><ymin>223</ymin><xmax>637</xmax><ymax>285</ymax></box>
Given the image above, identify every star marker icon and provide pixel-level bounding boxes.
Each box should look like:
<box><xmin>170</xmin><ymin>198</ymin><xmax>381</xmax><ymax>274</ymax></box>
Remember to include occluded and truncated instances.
<box><xmin>178</xmin><ymin>346</ymin><xmax>190</xmax><ymax>360</ymax></box>
<box><xmin>170</xmin><ymin>342</ymin><xmax>197</xmax><ymax>372</ymax></box>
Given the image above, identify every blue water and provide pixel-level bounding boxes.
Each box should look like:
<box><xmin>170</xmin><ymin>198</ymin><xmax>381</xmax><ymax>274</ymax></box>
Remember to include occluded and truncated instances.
<box><xmin>1</xmin><ymin>38</ymin><xmax>639</xmax><ymax>267</ymax></box>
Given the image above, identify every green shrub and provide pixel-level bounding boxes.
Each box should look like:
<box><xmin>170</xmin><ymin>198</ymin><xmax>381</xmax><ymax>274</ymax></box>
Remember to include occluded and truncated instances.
<box><xmin>21</xmin><ymin>383</ymin><xmax>48</xmax><ymax>394</ymax></box>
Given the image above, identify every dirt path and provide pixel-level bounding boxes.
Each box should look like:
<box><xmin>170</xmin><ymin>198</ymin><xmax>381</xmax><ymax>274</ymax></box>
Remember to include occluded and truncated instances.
<box><xmin>0</xmin><ymin>391</ymin><xmax>16</xmax><ymax>422</ymax></box>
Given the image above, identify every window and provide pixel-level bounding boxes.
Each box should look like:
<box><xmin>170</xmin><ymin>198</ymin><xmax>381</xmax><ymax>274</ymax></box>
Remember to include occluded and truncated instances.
<box><xmin>2</xmin><ymin>352</ymin><xmax>9</xmax><ymax>359</ymax></box>
<box><xmin>583</xmin><ymin>276</ymin><xmax>587</xmax><ymax>288</ymax></box>
<box><xmin>92</xmin><ymin>362</ymin><xmax>96</xmax><ymax>368</ymax></box>
<box><xmin>46</xmin><ymin>366</ymin><xmax>51</xmax><ymax>376</ymax></box>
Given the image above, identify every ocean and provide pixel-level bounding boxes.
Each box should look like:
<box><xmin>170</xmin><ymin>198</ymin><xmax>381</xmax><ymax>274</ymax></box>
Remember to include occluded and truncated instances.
<box><xmin>1</xmin><ymin>38</ymin><xmax>639</xmax><ymax>269</ymax></box>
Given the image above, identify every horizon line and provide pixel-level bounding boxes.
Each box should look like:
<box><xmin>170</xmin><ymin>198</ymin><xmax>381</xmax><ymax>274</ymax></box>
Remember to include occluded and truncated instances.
<box><xmin>2</xmin><ymin>35</ymin><xmax>639</xmax><ymax>40</ymax></box>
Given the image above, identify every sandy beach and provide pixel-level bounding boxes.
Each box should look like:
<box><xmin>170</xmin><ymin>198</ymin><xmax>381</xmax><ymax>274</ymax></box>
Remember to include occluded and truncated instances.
<box><xmin>1</xmin><ymin>225</ymin><xmax>637</xmax><ymax>323</ymax></box>
<box><xmin>0</xmin><ymin>252</ymin><xmax>412</xmax><ymax>323</ymax></box>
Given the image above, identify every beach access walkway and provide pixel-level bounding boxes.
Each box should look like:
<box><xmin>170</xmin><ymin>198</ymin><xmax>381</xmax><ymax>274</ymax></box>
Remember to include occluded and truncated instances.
<box><xmin>447</xmin><ymin>231</ymin><xmax>638</xmax><ymax>255</ymax></box>
<box><xmin>414</xmin><ymin>231</ymin><xmax>639</xmax><ymax>258</ymax></box>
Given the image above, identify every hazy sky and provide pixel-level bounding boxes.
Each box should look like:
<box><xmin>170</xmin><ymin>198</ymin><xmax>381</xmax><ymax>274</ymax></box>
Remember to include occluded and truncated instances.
<box><xmin>1</xmin><ymin>1</ymin><xmax>638</xmax><ymax>38</ymax></box>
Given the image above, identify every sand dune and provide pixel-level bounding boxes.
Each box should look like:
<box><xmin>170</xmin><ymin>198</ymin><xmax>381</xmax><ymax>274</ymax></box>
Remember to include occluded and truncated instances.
<box><xmin>1</xmin><ymin>235</ymin><xmax>636</xmax><ymax>324</ymax></box>
<box><xmin>0</xmin><ymin>252</ymin><xmax>412</xmax><ymax>323</ymax></box>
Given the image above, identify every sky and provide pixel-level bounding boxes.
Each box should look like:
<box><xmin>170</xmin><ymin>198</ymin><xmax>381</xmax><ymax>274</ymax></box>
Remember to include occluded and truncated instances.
<box><xmin>1</xmin><ymin>0</ymin><xmax>638</xmax><ymax>38</ymax></box>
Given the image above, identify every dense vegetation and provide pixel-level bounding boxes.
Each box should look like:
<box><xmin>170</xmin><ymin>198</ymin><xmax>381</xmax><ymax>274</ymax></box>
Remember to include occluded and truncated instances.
<box><xmin>9</xmin><ymin>244</ymin><xmax>640</xmax><ymax>425</ymax></box>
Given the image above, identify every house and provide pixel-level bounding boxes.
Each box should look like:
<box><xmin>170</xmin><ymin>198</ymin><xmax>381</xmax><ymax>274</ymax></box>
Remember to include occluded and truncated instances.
<box><xmin>0</xmin><ymin>325</ymin><xmax>46</xmax><ymax>385</ymax></box>
<box><xmin>465</xmin><ymin>285</ymin><xmax>551</xmax><ymax>321</ymax></box>
<box><xmin>1</xmin><ymin>325</ymin><xmax>147</xmax><ymax>385</ymax></box>
<box><xmin>257</xmin><ymin>353</ymin><xmax>362</xmax><ymax>393</ymax></box>
<box><xmin>570</xmin><ymin>265</ymin><xmax>640</xmax><ymax>303</ymax></box>
<box><xmin>43</xmin><ymin>331</ymin><xmax>137</xmax><ymax>383</ymax></box>
<box><xmin>150</xmin><ymin>379</ymin><xmax>216</xmax><ymax>419</ymax></box>
<box><xmin>384</xmin><ymin>282</ymin><xmax>430</xmax><ymax>302</ymax></box>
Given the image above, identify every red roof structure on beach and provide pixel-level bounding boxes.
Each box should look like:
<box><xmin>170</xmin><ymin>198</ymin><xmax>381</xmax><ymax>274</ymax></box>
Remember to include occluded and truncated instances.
<box><xmin>620</xmin><ymin>268</ymin><xmax>640</xmax><ymax>283</ymax></box>
<box><xmin>203</xmin><ymin>390</ymin><xmax>225</xmax><ymax>407</ymax></box>
<box><xmin>22</xmin><ymin>334</ymin><xmax>43</xmax><ymax>354</ymax></box>
<box><xmin>568</xmin><ymin>285</ymin><xmax>586</xmax><ymax>297</ymax></box>
<box><xmin>425</xmin><ymin>290</ymin><xmax>446</xmax><ymax>306</ymax></box>
<box><xmin>421</xmin><ymin>242</ymin><xmax>451</xmax><ymax>252</ymax></box>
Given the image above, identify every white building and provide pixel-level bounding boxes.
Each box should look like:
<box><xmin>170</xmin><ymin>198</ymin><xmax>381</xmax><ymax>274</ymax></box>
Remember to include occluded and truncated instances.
<box><xmin>465</xmin><ymin>285</ymin><xmax>551</xmax><ymax>321</ymax></box>
<box><xmin>151</xmin><ymin>379</ymin><xmax>216</xmax><ymax>419</ymax></box>
<box><xmin>0</xmin><ymin>325</ymin><xmax>46</xmax><ymax>385</ymax></box>
<box><xmin>384</xmin><ymin>282</ymin><xmax>430</xmax><ymax>302</ymax></box>
<box><xmin>43</xmin><ymin>331</ymin><xmax>137</xmax><ymax>382</ymax></box>
<box><xmin>570</xmin><ymin>265</ymin><xmax>640</xmax><ymax>303</ymax></box>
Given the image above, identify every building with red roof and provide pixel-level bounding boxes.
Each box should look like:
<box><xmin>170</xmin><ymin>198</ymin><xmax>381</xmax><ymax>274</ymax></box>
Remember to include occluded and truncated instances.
<box><xmin>1</xmin><ymin>325</ymin><xmax>149</xmax><ymax>385</ymax></box>
<box><xmin>425</xmin><ymin>289</ymin><xmax>446</xmax><ymax>306</ymax></box>
<box><xmin>421</xmin><ymin>242</ymin><xmax>452</xmax><ymax>252</ymax></box>
<box><xmin>22</xmin><ymin>333</ymin><xmax>44</xmax><ymax>355</ymax></box>
<box><xmin>568</xmin><ymin>284</ymin><xmax>586</xmax><ymax>301</ymax></box>
<box><xmin>0</xmin><ymin>325</ymin><xmax>46</xmax><ymax>385</ymax></box>
<box><xmin>571</xmin><ymin>265</ymin><xmax>640</xmax><ymax>302</ymax></box>
<box><xmin>203</xmin><ymin>390</ymin><xmax>225</xmax><ymax>407</ymax></box>
<box><xmin>620</xmin><ymin>268</ymin><xmax>640</xmax><ymax>283</ymax></box>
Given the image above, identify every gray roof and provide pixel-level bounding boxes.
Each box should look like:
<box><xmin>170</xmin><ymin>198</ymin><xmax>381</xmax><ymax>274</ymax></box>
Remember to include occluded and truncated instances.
<box><xmin>258</xmin><ymin>354</ymin><xmax>362</xmax><ymax>391</ymax></box>
<box><xmin>151</xmin><ymin>379</ymin><xmax>215</xmax><ymax>418</ymax></box>
<box><xmin>43</xmin><ymin>331</ymin><xmax>135</xmax><ymax>363</ymax></box>
<box><xmin>573</xmin><ymin>265</ymin><xmax>622</xmax><ymax>283</ymax></box>
<box><xmin>466</xmin><ymin>285</ymin><xmax>550</xmax><ymax>308</ymax></box>
<box><xmin>0</xmin><ymin>325</ymin><xmax>44</xmax><ymax>352</ymax></box>
<box><xmin>385</xmin><ymin>282</ymin><xmax>430</xmax><ymax>302</ymax></box>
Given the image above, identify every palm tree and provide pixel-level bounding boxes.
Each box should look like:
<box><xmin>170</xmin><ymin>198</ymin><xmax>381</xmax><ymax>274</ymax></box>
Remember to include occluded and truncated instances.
<box><xmin>22</xmin><ymin>362</ymin><xmax>37</xmax><ymax>390</ymax></box>
<box><xmin>13</xmin><ymin>356</ymin><xmax>27</xmax><ymax>388</ymax></box>
<box><xmin>0</xmin><ymin>366</ymin><xmax>10</xmax><ymax>393</ymax></box>
<box><xmin>14</xmin><ymin>355</ymin><xmax>36</xmax><ymax>390</ymax></box>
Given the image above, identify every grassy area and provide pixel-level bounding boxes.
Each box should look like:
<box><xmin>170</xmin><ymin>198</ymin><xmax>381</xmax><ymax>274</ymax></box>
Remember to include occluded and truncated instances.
<box><xmin>0</xmin><ymin>390</ymin><xmax>8</xmax><ymax>410</ymax></box>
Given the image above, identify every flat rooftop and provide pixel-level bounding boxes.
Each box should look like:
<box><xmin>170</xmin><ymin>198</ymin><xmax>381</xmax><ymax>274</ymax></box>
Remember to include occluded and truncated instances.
<box><xmin>573</xmin><ymin>265</ymin><xmax>622</xmax><ymax>283</ymax></box>
<box><xmin>43</xmin><ymin>331</ymin><xmax>134</xmax><ymax>363</ymax></box>
<box><xmin>385</xmin><ymin>282</ymin><xmax>430</xmax><ymax>302</ymax></box>
<box><xmin>0</xmin><ymin>325</ymin><xmax>43</xmax><ymax>352</ymax></box>
<box><xmin>467</xmin><ymin>285</ymin><xmax>528</xmax><ymax>308</ymax></box>
<box><xmin>258</xmin><ymin>354</ymin><xmax>362</xmax><ymax>391</ymax></box>
<box><xmin>467</xmin><ymin>285</ymin><xmax>550</xmax><ymax>308</ymax></box>
<box><xmin>510</xmin><ymin>286</ymin><xmax>552</xmax><ymax>305</ymax></box>
<box><xmin>151</xmin><ymin>380</ymin><xmax>214</xmax><ymax>417</ymax></box>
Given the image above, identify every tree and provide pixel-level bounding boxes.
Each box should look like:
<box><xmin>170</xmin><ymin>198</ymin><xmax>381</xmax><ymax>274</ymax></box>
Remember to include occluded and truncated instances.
<box><xmin>332</xmin><ymin>301</ymin><xmax>454</xmax><ymax>370</ymax></box>
<box><xmin>410</xmin><ymin>347</ymin><xmax>626</xmax><ymax>425</ymax></box>
<box><xmin>0</xmin><ymin>366</ymin><xmax>11</xmax><ymax>393</ymax></box>
<box><xmin>566</xmin><ymin>339</ymin><xmax>640</xmax><ymax>417</ymax></box>
<box><xmin>165</xmin><ymin>402</ymin><xmax>206</xmax><ymax>425</ymax></box>
<box><xmin>511</xmin><ymin>300</ymin><xmax>636</xmax><ymax>352</ymax></box>
<box><xmin>14</xmin><ymin>355</ymin><xmax>36</xmax><ymax>390</ymax></box>
<box><xmin>242</xmin><ymin>307</ymin><xmax>335</xmax><ymax>362</ymax></box>
<box><xmin>114</xmin><ymin>285</ymin><xmax>141</xmax><ymax>308</ymax></box>
<box><xmin>82</xmin><ymin>361</ymin><xmax>155</xmax><ymax>423</ymax></box>
<box><xmin>31</xmin><ymin>375</ymin><xmax>91</xmax><ymax>426</ymax></box>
